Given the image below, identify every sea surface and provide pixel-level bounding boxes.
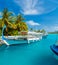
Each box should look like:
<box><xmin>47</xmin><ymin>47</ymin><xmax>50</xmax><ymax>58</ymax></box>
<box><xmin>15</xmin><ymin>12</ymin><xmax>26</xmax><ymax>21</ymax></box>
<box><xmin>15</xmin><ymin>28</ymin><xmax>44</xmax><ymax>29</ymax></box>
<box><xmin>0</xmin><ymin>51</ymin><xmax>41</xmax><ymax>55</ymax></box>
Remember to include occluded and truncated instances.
<box><xmin>0</xmin><ymin>34</ymin><xmax>58</xmax><ymax>65</ymax></box>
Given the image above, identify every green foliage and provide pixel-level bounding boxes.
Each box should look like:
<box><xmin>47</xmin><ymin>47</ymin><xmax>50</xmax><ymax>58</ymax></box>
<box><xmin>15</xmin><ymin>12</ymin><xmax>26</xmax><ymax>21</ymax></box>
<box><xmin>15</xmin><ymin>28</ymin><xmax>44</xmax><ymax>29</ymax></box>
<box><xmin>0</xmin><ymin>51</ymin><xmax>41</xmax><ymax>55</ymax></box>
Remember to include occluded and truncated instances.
<box><xmin>40</xmin><ymin>29</ymin><xmax>46</xmax><ymax>33</ymax></box>
<box><xmin>15</xmin><ymin>15</ymin><xmax>25</xmax><ymax>24</ymax></box>
<box><xmin>9</xmin><ymin>16</ymin><xmax>17</xmax><ymax>23</ymax></box>
<box><xmin>30</xmin><ymin>28</ymin><xmax>33</xmax><ymax>31</ymax></box>
<box><xmin>2</xmin><ymin>8</ymin><xmax>12</xmax><ymax>21</ymax></box>
<box><xmin>37</xmin><ymin>30</ymin><xmax>41</xmax><ymax>32</ymax></box>
<box><xmin>1</xmin><ymin>8</ymin><xmax>28</xmax><ymax>36</ymax></box>
<box><xmin>0</xmin><ymin>29</ymin><xmax>2</xmax><ymax>36</ymax></box>
<box><xmin>8</xmin><ymin>30</ymin><xmax>18</xmax><ymax>36</ymax></box>
<box><xmin>0</xmin><ymin>19</ymin><xmax>2</xmax><ymax>28</ymax></box>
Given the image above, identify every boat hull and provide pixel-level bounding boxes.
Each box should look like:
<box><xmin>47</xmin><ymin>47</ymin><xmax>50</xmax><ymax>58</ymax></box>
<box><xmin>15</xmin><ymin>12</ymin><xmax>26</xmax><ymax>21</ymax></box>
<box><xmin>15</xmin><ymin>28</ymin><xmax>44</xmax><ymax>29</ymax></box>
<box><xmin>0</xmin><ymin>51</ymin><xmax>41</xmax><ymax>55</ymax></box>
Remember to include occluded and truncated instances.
<box><xmin>2</xmin><ymin>36</ymin><xmax>40</xmax><ymax>45</ymax></box>
<box><xmin>50</xmin><ymin>44</ymin><xmax>58</xmax><ymax>55</ymax></box>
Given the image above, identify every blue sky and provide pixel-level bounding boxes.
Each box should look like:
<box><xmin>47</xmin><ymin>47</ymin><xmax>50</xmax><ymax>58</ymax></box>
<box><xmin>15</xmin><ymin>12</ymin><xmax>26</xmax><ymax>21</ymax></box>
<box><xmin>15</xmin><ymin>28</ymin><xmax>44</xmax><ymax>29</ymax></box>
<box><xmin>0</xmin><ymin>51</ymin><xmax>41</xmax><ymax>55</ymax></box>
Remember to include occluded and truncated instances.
<box><xmin>0</xmin><ymin>0</ymin><xmax>58</xmax><ymax>32</ymax></box>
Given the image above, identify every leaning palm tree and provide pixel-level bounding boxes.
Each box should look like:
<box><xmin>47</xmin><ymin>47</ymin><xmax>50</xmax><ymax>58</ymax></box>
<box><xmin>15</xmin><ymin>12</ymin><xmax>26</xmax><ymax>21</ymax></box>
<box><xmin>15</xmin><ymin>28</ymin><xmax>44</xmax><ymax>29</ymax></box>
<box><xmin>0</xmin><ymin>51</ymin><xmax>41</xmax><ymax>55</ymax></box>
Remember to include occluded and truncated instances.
<box><xmin>2</xmin><ymin>8</ymin><xmax>15</xmax><ymax>36</ymax></box>
<box><xmin>2</xmin><ymin>8</ymin><xmax>13</xmax><ymax>26</ymax></box>
<box><xmin>2</xmin><ymin>8</ymin><xmax>12</xmax><ymax>21</ymax></box>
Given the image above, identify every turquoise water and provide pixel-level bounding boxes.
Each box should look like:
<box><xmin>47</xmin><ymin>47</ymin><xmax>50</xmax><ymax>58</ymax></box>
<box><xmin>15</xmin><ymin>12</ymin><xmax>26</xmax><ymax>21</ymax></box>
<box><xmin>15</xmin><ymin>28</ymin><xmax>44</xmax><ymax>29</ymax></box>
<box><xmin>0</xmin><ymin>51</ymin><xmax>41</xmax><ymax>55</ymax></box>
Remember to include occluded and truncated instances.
<box><xmin>0</xmin><ymin>34</ymin><xmax>58</xmax><ymax>65</ymax></box>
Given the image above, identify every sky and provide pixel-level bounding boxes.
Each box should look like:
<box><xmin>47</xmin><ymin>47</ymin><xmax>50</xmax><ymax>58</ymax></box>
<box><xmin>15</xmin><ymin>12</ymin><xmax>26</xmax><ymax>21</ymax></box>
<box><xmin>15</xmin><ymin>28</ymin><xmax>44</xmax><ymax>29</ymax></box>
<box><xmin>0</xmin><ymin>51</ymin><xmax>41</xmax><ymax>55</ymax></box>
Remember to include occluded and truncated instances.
<box><xmin>0</xmin><ymin>0</ymin><xmax>58</xmax><ymax>32</ymax></box>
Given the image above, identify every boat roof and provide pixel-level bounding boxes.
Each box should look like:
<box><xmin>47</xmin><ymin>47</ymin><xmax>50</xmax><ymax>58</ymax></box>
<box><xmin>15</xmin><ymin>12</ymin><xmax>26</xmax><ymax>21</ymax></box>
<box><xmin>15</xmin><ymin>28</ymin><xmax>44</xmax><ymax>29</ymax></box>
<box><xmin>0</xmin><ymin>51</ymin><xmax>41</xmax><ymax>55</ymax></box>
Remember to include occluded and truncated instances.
<box><xmin>28</xmin><ymin>31</ymin><xmax>43</xmax><ymax>34</ymax></box>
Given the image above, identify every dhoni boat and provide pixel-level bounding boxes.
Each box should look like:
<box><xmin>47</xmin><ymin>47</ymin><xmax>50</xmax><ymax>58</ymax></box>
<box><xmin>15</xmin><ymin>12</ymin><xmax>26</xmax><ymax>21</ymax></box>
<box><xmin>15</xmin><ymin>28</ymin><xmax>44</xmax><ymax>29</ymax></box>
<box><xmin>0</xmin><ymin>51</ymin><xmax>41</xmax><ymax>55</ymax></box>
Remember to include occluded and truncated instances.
<box><xmin>2</xmin><ymin>26</ymin><xmax>43</xmax><ymax>45</ymax></box>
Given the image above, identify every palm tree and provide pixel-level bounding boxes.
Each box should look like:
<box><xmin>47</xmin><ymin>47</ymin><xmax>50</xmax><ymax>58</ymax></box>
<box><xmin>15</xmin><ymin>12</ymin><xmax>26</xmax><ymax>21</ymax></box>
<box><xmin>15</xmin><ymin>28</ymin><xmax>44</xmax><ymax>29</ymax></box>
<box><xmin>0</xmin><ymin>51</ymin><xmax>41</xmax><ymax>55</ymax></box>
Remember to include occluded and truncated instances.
<box><xmin>15</xmin><ymin>14</ymin><xmax>24</xmax><ymax>31</ymax></box>
<box><xmin>2</xmin><ymin>8</ymin><xmax>13</xmax><ymax>29</ymax></box>
<box><xmin>41</xmin><ymin>29</ymin><xmax>46</xmax><ymax>34</ymax></box>
<box><xmin>2</xmin><ymin>8</ymin><xmax>28</xmax><ymax>36</ymax></box>
<box><xmin>19</xmin><ymin>22</ymin><xmax>28</xmax><ymax>31</ymax></box>
<box><xmin>15</xmin><ymin>15</ymin><xmax>28</xmax><ymax>32</ymax></box>
<box><xmin>2</xmin><ymin>8</ymin><xmax>12</xmax><ymax>21</ymax></box>
<box><xmin>2</xmin><ymin>8</ymin><xmax>14</xmax><ymax>36</ymax></box>
<box><xmin>15</xmin><ymin>14</ymin><xmax>24</xmax><ymax>24</ymax></box>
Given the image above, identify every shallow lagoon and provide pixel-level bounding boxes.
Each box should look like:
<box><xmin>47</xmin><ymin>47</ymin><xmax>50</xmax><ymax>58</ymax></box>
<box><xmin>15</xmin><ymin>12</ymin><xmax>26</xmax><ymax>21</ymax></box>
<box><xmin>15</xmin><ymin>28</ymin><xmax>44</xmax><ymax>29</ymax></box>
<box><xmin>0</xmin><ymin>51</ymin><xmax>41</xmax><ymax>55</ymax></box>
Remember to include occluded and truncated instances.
<box><xmin>0</xmin><ymin>34</ymin><xmax>58</xmax><ymax>65</ymax></box>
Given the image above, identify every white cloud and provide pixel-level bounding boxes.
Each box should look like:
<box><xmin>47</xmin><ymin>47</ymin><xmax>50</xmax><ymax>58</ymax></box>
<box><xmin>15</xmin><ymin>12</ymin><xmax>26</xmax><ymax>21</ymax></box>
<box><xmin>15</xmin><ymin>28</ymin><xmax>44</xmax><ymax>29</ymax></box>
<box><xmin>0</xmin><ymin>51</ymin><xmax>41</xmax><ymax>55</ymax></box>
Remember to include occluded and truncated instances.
<box><xmin>26</xmin><ymin>20</ymin><xmax>40</xmax><ymax>26</ymax></box>
<box><xmin>14</xmin><ymin>0</ymin><xmax>57</xmax><ymax>15</ymax></box>
<box><xmin>14</xmin><ymin>0</ymin><xmax>40</xmax><ymax>15</ymax></box>
<box><xmin>21</xmin><ymin>9</ymin><xmax>38</xmax><ymax>15</ymax></box>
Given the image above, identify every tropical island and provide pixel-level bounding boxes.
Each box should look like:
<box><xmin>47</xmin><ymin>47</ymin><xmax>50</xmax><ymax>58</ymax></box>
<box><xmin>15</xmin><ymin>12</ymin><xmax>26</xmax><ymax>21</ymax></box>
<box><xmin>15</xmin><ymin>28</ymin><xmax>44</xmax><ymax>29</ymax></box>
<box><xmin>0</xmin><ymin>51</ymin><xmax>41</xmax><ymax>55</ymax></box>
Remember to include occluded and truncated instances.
<box><xmin>0</xmin><ymin>8</ymin><xmax>45</xmax><ymax>45</ymax></box>
<box><xmin>0</xmin><ymin>8</ymin><xmax>48</xmax><ymax>37</ymax></box>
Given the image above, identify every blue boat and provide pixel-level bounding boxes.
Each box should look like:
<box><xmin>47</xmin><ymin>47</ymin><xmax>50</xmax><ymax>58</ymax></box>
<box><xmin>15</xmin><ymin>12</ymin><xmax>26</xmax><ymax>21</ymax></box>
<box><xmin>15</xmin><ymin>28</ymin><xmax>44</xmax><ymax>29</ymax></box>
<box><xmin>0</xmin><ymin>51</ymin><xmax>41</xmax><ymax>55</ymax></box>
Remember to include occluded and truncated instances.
<box><xmin>50</xmin><ymin>34</ymin><xmax>58</xmax><ymax>55</ymax></box>
<box><xmin>50</xmin><ymin>44</ymin><xmax>58</xmax><ymax>55</ymax></box>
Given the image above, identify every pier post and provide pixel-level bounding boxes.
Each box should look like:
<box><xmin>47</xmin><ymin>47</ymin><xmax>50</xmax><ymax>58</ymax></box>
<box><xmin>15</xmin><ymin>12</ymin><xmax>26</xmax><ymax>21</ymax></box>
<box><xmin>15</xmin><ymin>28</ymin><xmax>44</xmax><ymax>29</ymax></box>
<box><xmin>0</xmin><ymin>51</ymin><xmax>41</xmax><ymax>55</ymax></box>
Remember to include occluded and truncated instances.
<box><xmin>28</xmin><ymin>40</ymin><xmax>30</xmax><ymax>44</ymax></box>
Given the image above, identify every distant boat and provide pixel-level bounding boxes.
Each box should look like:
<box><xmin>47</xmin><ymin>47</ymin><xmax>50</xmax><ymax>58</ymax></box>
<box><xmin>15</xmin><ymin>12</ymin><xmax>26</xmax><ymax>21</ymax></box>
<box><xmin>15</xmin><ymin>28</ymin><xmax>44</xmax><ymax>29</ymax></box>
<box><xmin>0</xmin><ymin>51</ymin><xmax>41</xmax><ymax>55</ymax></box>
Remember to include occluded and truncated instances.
<box><xmin>42</xmin><ymin>32</ymin><xmax>48</xmax><ymax>38</ymax></box>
